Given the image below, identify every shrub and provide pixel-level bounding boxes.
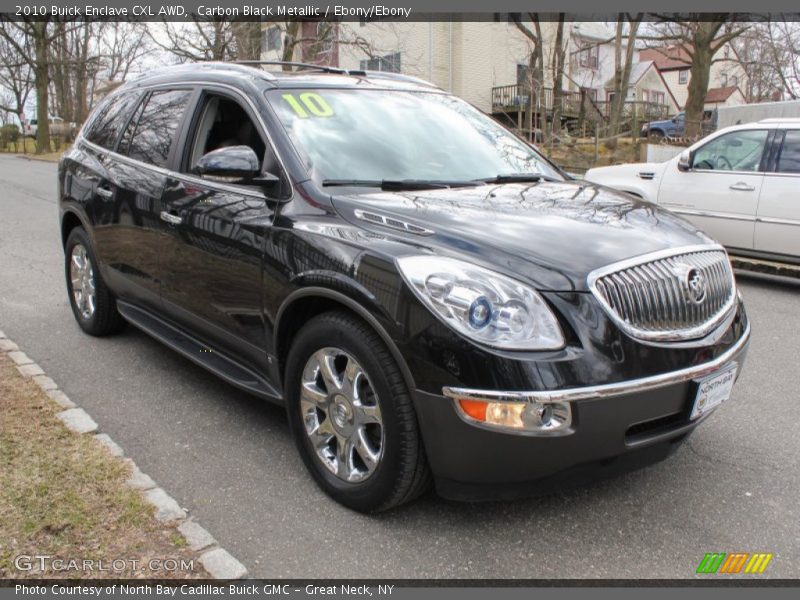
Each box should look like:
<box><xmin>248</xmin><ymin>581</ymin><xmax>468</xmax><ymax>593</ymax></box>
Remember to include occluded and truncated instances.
<box><xmin>0</xmin><ymin>123</ymin><xmax>20</xmax><ymax>149</ymax></box>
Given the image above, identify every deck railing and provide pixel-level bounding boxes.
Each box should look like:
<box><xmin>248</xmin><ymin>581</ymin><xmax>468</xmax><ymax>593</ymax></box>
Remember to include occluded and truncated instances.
<box><xmin>491</xmin><ymin>84</ymin><xmax>671</xmax><ymax>122</ymax></box>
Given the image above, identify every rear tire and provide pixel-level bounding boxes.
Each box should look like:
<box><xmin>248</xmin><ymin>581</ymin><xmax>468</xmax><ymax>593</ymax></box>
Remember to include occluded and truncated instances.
<box><xmin>64</xmin><ymin>227</ymin><xmax>125</xmax><ymax>336</ymax></box>
<box><xmin>285</xmin><ymin>311</ymin><xmax>431</xmax><ymax>512</ymax></box>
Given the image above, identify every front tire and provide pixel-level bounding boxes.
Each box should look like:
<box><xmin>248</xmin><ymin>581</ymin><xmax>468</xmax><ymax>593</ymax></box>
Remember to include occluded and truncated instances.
<box><xmin>64</xmin><ymin>227</ymin><xmax>125</xmax><ymax>336</ymax></box>
<box><xmin>285</xmin><ymin>311</ymin><xmax>431</xmax><ymax>512</ymax></box>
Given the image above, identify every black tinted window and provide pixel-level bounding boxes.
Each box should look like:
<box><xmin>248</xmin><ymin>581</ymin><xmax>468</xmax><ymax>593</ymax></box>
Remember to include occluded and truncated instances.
<box><xmin>84</xmin><ymin>92</ymin><xmax>139</xmax><ymax>149</ymax></box>
<box><xmin>117</xmin><ymin>99</ymin><xmax>146</xmax><ymax>156</ymax></box>
<box><xmin>777</xmin><ymin>131</ymin><xmax>800</xmax><ymax>174</ymax></box>
<box><xmin>124</xmin><ymin>90</ymin><xmax>192</xmax><ymax>168</ymax></box>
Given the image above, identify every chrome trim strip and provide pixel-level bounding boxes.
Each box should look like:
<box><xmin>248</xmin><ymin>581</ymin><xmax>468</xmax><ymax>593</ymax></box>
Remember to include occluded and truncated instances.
<box><xmin>587</xmin><ymin>244</ymin><xmax>737</xmax><ymax>342</ymax></box>
<box><xmin>442</xmin><ymin>320</ymin><xmax>750</xmax><ymax>405</ymax></box>
<box><xmin>353</xmin><ymin>209</ymin><xmax>434</xmax><ymax>236</ymax></box>
<box><xmin>755</xmin><ymin>215</ymin><xmax>800</xmax><ymax>226</ymax></box>
<box><xmin>670</xmin><ymin>208</ymin><xmax>756</xmax><ymax>223</ymax></box>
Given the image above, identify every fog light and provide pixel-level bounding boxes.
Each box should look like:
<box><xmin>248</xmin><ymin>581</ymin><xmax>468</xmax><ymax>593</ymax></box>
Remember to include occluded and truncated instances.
<box><xmin>456</xmin><ymin>398</ymin><xmax>571</xmax><ymax>433</ymax></box>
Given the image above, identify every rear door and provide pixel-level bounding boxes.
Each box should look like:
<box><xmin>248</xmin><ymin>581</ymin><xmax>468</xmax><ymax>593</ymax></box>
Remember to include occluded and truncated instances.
<box><xmin>754</xmin><ymin>128</ymin><xmax>800</xmax><ymax>259</ymax></box>
<box><xmin>94</xmin><ymin>87</ymin><xmax>195</xmax><ymax>309</ymax></box>
<box><xmin>657</xmin><ymin>128</ymin><xmax>770</xmax><ymax>251</ymax></box>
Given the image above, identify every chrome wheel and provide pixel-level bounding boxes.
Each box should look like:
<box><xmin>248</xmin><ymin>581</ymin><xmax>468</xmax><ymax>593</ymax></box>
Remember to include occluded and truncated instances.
<box><xmin>300</xmin><ymin>348</ymin><xmax>384</xmax><ymax>482</ymax></box>
<box><xmin>69</xmin><ymin>244</ymin><xmax>96</xmax><ymax>320</ymax></box>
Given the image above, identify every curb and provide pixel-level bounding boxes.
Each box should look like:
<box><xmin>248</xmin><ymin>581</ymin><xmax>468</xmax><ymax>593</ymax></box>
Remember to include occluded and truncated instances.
<box><xmin>0</xmin><ymin>328</ymin><xmax>249</xmax><ymax>580</ymax></box>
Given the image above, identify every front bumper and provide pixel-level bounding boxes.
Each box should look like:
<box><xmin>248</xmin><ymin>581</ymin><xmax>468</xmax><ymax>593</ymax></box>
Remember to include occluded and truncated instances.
<box><xmin>413</xmin><ymin>322</ymin><xmax>750</xmax><ymax>501</ymax></box>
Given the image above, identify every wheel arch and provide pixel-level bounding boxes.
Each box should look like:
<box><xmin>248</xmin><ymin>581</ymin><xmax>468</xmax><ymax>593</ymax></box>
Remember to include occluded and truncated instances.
<box><xmin>61</xmin><ymin>209</ymin><xmax>90</xmax><ymax>247</ymax></box>
<box><xmin>274</xmin><ymin>287</ymin><xmax>416</xmax><ymax>395</ymax></box>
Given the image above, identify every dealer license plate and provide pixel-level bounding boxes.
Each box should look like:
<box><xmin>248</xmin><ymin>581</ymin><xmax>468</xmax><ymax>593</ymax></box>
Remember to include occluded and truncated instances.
<box><xmin>690</xmin><ymin>364</ymin><xmax>737</xmax><ymax>420</ymax></box>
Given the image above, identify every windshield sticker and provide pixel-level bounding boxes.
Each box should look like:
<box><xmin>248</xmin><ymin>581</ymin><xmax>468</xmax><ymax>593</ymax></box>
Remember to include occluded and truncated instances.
<box><xmin>282</xmin><ymin>93</ymin><xmax>334</xmax><ymax>119</ymax></box>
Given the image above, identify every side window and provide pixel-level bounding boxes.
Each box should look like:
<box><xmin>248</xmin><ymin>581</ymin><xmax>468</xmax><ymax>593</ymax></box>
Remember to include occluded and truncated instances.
<box><xmin>117</xmin><ymin>98</ymin><xmax>146</xmax><ymax>156</ymax></box>
<box><xmin>122</xmin><ymin>89</ymin><xmax>193</xmax><ymax>168</ymax></box>
<box><xmin>185</xmin><ymin>93</ymin><xmax>267</xmax><ymax>172</ymax></box>
<box><xmin>776</xmin><ymin>131</ymin><xmax>800</xmax><ymax>174</ymax></box>
<box><xmin>84</xmin><ymin>92</ymin><xmax>139</xmax><ymax>150</ymax></box>
<box><xmin>692</xmin><ymin>129</ymin><xmax>768</xmax><ymax>172</ymax></box>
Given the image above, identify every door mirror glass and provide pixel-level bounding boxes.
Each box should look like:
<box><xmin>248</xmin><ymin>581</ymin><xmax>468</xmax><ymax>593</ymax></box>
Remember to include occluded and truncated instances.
<box><xmin>677</xmin><ymin>150</ymin><xmax>692</xmax><ymax>172</ymax></box>
<box><xmin>194</xmin><ymin>145</ymin><xmax>260</xmax><ymax>183</ymax></box>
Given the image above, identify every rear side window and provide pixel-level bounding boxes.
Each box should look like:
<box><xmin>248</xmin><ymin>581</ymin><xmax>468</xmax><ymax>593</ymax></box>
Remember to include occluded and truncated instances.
<box><xmin>84</xmin><ymin>92</ymin><xmax>139</xmax><ymax>150</ymax></box>
<box><xmin>777</xmin><ymin>131</ymin><xmax>800</xmax><ymax>174</ymax></box>
<box><xmin>121</xmin><ymin>89</ymin><xmax>193</xmax><ymax>168</ymax></box>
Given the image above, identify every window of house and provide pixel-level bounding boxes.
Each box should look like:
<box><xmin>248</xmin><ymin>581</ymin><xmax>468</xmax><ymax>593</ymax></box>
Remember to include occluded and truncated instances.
<box><xmin>721</xmin><ymin>73</ymin><xmax>728</xmax><ymax>86</ymax></box>
<box><xmin>579</xmin><ymin>44</ymin><xmax>599</xmax><ymax>69</ymax></box>
<box><xmin>264</xmin><ymin>26</ymin><xmax>281</xmax><ymax>52</ymax></box>
<box><xmin>120</xmin><ymin>89</ymin><xmax>193</xmax><ymax>168</ymax></box>
<box><xmin>777</xmin><ymin>130</ymin><xmax>800</xmax><ymax>174</ymax></box>
<box><xmin>679</xmin><ymin>69</ymin><xmax>689</xmax><ymax>84</ymax></box>
<box><xmin>360</xmin><ymin>52</ymin><xmax>401</xmax><ymax>73</ymax></box>
<box><xmin>648</xmin><ymin>91</ymin><xmax>665</xmax><ymax>105</ymax></box>
<box><xmin>84</xmin><ymin>92</ymin><xmax>140</xmax><ymax>150</ymax></box>
<box><xmin>731</xmin><ymin>75</ymin><xmax>738</xmax><ymax>87</ymax></box>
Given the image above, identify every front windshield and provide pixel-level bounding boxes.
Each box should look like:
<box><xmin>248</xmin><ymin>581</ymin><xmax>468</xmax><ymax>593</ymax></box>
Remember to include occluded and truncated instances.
<box><xmin>266</xmin><ymin>88</ymin><xmax>562</xmax><ymax>183</ymax></box>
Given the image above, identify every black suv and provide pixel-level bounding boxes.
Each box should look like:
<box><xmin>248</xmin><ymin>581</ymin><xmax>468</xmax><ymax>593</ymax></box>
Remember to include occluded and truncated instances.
<box><xmin>59</xmin><ymin>63</ymin><xmax>750</xmax><ymax>512</ymax></box>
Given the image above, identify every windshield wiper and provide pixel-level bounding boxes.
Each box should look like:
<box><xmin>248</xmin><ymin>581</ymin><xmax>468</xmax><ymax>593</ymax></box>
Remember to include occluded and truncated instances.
<box><xmin>322</xmin><ymin>179</ymin><xmax>479</xmax><ymax>191</ymax></box>
<box><xmin>476</xmin><ymin>173</ymin><xmax>560</xmax><ymax>184</ymax></box>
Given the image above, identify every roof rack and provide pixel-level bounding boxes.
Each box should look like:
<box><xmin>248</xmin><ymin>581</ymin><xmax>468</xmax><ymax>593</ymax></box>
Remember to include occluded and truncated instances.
<box><xmin>232</xmin><ymin>60</ymin><xmax>358</xmax><ymax>75</ymax></box>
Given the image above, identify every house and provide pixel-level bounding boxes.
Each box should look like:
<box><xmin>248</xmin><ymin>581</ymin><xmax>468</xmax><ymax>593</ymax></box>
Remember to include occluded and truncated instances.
<box><xmin>260</xmin><ymin>20</ymin><xmax>675</xmax><ymax>128</ymax></box>
<box><xmin>703</xmin><ymin>85</ymin><xmax>747</xmax><ymax>111</ymax></box>
<box><xmin>603</xmin><ymin>60</ymin><xmax>679</xmax><ymax>118</ymax></box>
<box><xmin>639</xmin><ymin>43</ymin><xmax>749</xmax><ymax>110</ymax></box>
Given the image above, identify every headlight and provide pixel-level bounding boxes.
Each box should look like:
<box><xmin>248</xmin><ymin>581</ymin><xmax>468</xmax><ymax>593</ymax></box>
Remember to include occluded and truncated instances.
<box><xmin>396</xmin><ymin>256</ymin><xmax>565</xmax><ymax>350</ymax></box>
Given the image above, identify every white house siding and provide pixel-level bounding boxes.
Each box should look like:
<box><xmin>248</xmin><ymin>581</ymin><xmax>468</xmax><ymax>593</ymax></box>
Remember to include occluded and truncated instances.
<box><xmin>659</xmin><ymin>50</ymin><xmax>749</xmax><ymax>110</ymax></box>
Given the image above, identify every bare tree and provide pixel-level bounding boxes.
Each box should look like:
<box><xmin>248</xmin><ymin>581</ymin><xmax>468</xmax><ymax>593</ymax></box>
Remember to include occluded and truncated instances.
<box><xmin>606</xmin><ymin>14</ymin><xmax>643</xmax><ymax>145</ymax></box>
<box><xmin>0</xmin><ymin>25</ymin><xmax>33</xmax><ymax>126</ymax></box>
<box><xmin>150</xmin><ymin>19</ymin><xmax>261</xmax><ymax>63</ymax></box>
<box><xmin>512</xmin><ymin>14</ymin><xmax>546</xmax><ymax>141</ymax></box>
<box><xmin>0</xmin><ymin>17</ymin><xmax>56</xmax><ymax>153</ymax></box>
<box><xmin>643</xmin><ymin>15</ymin><xmax>748</xmax><ymax>137</ymax></box>
<box><xmin>99</xmin><ymin>22</ymin><xmax>153</xmax><ymax>83</ymax></box>
<box><xmin>550</xmin><ymin>14</ymin><xmax>567</xmax><ymax>139</ymax></box>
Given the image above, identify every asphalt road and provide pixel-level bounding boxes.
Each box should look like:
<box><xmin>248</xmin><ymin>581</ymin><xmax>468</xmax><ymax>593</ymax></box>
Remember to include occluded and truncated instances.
<box><xmin>1</xmin><ymin>153</ymin><xmax>798</xmax><ymax>579</ymax></box>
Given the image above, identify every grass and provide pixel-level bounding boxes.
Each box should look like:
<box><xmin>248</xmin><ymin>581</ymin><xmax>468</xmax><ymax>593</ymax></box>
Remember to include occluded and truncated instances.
<box><xmin>0</xmin><ymin>137</ymin><xmax>70</xmax><ymax>160</ymax></box>
<box><xmin>0</xmin><ymin>353</ymin><xmax>207</xmax><ymax>579</ymax></box>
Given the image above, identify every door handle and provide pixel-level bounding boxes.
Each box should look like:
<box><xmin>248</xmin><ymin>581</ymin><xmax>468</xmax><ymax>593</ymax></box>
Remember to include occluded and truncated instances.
<box><xmin>96</xmin><ymin>185</ymin><xmax>113</xmax><ymax>199</ymax></box>
<box><xmin>160</xmin><ymin>210</ymin><xmax>182</xmax><ymax>225</ymax></box>
<box><xmin>729</xmin><ymin>182</ymin><xmax>755</xmax><ymax>192</ymax></box>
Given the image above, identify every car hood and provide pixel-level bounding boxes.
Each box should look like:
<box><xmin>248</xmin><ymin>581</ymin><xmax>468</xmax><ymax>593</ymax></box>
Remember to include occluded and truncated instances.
<box><xmin>331</xmin><ymin>181</ymin><xmax>714</xmax><ymax>292</ymax></box>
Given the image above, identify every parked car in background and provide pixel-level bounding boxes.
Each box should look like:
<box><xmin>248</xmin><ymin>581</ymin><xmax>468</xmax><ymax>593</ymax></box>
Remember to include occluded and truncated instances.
<box><xmin>59</xmin><ymin>63</ymin><xmax>749</xmax><ymax>511</ymax></box>
<box><xmin>587</xmin><ymin>119</ymin><xmax>800</xmax><ymax>263</ymax></box>
<box><xmin>641</xmin><ymin>110</ymin><xmax>715</xmax><ymax>140</ymax></box>
<box><xmin>24</xmin><ymin>115</ymin><xmax>76</xmax><ymax>139</ymax></box>
<box><xmin>641</xmin><ymin>112</ymin><xmax>685</xmax><ymax>140</ymax></box>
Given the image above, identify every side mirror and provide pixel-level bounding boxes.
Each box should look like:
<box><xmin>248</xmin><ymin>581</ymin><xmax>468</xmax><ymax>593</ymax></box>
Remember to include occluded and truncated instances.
<box><xmin>677</xmin><ymin>150</ymin><xmax>692</xmax><ymax>172</ymax></box>
<box><xmin>193</xmin><ymin>145</ymin><xmax>278</xmax><ymax>186</ymax></box>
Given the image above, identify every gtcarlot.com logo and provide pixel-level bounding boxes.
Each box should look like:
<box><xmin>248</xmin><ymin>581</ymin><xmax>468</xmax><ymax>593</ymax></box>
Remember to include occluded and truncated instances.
<box><xmin>696</xmin><ymin>552</ymin><xmax>773</xmax><ymax>574</ymax></box>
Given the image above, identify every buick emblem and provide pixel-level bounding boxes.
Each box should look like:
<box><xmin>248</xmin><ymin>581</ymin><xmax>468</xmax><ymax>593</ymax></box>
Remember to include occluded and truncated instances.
<box><xmin>684</xmin><ymin>267</ymin><xmax>707</xmax><ymax>304</ymax></box>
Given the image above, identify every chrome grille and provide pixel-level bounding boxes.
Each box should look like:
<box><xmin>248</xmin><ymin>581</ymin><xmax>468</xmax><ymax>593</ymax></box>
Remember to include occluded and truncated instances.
<box><xmin>588</xmin><ymin>246</ymin><xmax>736</xmax><ymax>342</ymax></box>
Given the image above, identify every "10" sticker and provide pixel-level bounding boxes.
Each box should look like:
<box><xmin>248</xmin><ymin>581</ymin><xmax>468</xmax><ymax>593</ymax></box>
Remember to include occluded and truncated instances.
<box><xmin>282</xmin><ymin>93</ymin><xmax>334</xmax><ymax>118</ymax></box>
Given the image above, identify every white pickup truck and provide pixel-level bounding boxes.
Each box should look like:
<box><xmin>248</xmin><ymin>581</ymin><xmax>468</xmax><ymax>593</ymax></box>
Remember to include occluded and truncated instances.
<box><xmin>23</xmin><ymin>116</ymin><xmax>76</xmax><ymax>139</ymax></box>
<box><xmin>585</xmin><ymin>119</ymin><xmax>800</xmax><ymax>263</ymax></box>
